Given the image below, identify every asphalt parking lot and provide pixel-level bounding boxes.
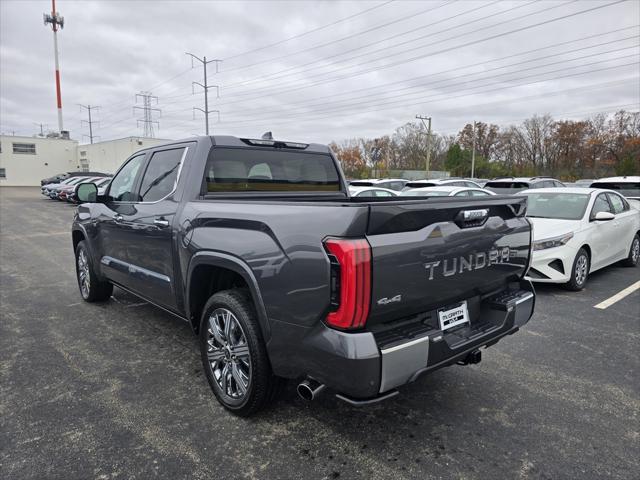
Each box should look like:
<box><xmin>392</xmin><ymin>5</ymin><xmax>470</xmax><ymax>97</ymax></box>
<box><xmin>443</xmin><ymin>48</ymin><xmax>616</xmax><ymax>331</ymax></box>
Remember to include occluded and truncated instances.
<box><xmin>1</xmin><ymin>187</ymin><xmax>639</xmax><ymax>480</ymax></box>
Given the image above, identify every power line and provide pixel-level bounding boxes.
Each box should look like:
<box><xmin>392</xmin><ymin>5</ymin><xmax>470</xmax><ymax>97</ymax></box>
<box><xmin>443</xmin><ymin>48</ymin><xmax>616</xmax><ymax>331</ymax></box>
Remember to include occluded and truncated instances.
<box><xmin>214</xmin><ymin>0</ymin><xmax>629</xmax><ymax>103</ymax></box>
<box><xmin>223</xmin><ymin>0</ymin><xmax>396</xmax><ymax>61</ymax></box>
<box><xmin>223</xmin><ymin>0</ymin><xmax>453</xmax><ymax>72</ymax></box>
<box><xmin>134</xmin><ymin>91</ymin><xmax>161</xmax><ymax>138</ymax></box>
<box><xmin>224</xmin><ymin>41</ymin><xmax>640</xmax><ymax>117</ymax></box>
<box><xmin>215</xmin><ymin>62</ymin><xmax>639</xmax><ymax>126</ymax></box>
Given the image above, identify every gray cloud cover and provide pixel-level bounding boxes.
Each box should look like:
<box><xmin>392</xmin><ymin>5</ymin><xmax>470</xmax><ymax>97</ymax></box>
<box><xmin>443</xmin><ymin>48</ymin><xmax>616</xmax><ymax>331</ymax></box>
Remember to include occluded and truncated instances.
<box><xmin>1</xmin><ymin>0</ymin><xmax>638</xmax><ymax>144</ymax></box>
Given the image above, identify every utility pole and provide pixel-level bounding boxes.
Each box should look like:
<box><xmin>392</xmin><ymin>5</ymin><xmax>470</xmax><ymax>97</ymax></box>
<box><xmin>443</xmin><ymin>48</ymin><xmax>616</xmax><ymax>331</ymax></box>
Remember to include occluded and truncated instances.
<box><xmin>43</xmin><ymin>0</ymin><xmax>65</xmax><ymax>133</ymax></box>
<box><xmin>134</xmin><ymin>91</ymin><xmax>161</xmax><ymax>138</ymax></box>
<box><xmin>416</xmin><ymin>115</ymin><xmax>432</xmax><ymax>176</ymax></box>
<box><xmin>471</xmin><ymin>121</ymin><xmax>477</xmax><ymax>179</ymax></box>
<box><xmin>79</xmin><ymin>104</ymin><xmax>100</xmax><ymax>144</ymax></box>
<box><xmin>33</xmin><ymin>123</ymin><xmax>48</xmax><ymax>137</ymax></box>
<box><xmin>186</xmin><ymin>53</ymin><xmax>221</xmax><ymax>135</ymax></box>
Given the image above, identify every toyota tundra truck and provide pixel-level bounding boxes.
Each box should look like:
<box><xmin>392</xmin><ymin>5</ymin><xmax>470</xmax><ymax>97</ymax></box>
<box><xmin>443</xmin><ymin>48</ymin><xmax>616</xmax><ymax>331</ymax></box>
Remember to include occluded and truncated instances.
<box><xmin>72</xmin><ymin>135</ymin><xmax>535</xmax><ymax>416</ymax></box>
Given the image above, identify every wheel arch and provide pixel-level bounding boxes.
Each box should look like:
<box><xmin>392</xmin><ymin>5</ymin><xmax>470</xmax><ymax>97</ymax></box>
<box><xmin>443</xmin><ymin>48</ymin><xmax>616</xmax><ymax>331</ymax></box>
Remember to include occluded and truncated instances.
<box><xmin>186</xmin><ymin>252</ymin><xmax>271</xmax><ymax>339</ymax></box>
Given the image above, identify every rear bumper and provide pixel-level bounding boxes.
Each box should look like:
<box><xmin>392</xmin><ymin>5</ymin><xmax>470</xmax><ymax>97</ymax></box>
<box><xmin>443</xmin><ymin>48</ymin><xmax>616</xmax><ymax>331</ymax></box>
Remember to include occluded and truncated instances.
<box><xmin>271</xmin><ymin>281</ymin><xmax>535</xmax><ymax>400</ymax></box>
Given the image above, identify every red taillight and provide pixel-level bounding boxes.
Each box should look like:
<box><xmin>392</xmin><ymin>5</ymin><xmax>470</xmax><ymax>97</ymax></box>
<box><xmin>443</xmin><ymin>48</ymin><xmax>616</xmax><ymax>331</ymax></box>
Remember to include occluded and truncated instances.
<box><xmin>323</xmin><ymin>238</ymin><xmax>371</xmax><ymax>330</ymax></box>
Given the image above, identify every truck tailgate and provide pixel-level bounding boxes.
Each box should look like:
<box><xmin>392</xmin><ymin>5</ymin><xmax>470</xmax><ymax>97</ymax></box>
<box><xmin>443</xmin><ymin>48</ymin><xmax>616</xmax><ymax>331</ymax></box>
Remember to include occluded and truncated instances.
<box><xmin>366</xmin><ymin>196</ymin><xmax>531</xmax><ymax>324</ymax></box>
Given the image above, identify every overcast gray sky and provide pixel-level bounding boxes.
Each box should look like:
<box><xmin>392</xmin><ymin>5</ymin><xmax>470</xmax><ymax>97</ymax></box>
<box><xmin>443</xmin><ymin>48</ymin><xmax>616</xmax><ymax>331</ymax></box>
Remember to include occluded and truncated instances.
<box><xmin>1</xmin><ymin>0</ymin><xmax>639</xmax><ymax>144</ymax></box>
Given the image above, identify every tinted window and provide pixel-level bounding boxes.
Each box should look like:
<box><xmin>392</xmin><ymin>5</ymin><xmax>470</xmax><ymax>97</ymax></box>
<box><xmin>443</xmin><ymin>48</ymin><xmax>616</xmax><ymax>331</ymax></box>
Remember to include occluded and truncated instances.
<box><xmin>590</xmin><ymin>181</ymin><xmax>640</xmax><ymax>198</ymax></box>
<box><xmin>205</xmin><ymin>148</ymin><xmax>341</xmax><ymax>192</ymax></box>
<box><xmin>139</xmin><ymin>148</ymin><xmax>185</xmax><ymax>202</ymax></box>
<box><xmin>390</xmin><ymin>182</ymin><xmax>405</xmax><ymax>191</ymax></box>
<box><xmin>405</xmin><ymin>182</ymin><xmax>435</xmax><ymax>188</ymax></box>
<box><xmin>554</xmin><ymin>181</ymin><xmax>565</xmax><ymax>187</ymax></box>
<box><xmin>523</xmin><ymin>192</ymin><xmax>590</xmax><ymax>220</ymax></box>
<box><xmin>108</xmin><ymin>154</ymin><xmax>146</xmax><ymax>202</ymax></box>
<box><xmin>591</xmin><ymin>193</ymin><xmax>613</xmax><ymax>218</ymax></box>
<box><xmin>485</xmin><ymin>181</ymin><xmax>530</xmax><ymax>194</ymax></box>
<box><xmin>349</xmin><ymin>181</ymin><xmax>374</xmax><ymax>187</ymax></box>
<box><xmin>464</xmin><ymin>182</ymin><xmax>478</xmax><ymax>188</ymax></box>
<box><xmin>607</xmin><ymin>193</ymin><xmax>627</xmax><ymax>214</ymax></box>
<box><xmin>541</xmin><ymin>181</ymin><xmax>556</xmax><ymax>188</ymax></box>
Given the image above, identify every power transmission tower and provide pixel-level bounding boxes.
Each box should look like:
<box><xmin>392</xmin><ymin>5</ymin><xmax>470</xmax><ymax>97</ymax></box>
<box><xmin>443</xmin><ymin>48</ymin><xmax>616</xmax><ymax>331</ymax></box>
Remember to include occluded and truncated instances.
<box><xmin>416</xmin><ymin>115</ymin><xmax>432</xmax><ymax>176</ymax></box>
<box><xmin>186</xmin><ymin>53</ymin><xmax>221</xmax><ymax>135</ymax></box>
<box><xmin>79</xmin><ymin>104</ymin><xmax>100</xmax><ymax>143</ymax></box>
<box><xmin>134</xmin><ymin>91</ymin><xmax>161</xmax><ymax>138</ymax></box>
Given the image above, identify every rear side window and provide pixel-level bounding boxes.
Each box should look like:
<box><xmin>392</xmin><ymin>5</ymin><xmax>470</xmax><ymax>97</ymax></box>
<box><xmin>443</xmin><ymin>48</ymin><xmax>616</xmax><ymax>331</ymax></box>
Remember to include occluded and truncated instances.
<box><xmin>590</xmin><ymin>182</ymin><xmax>640</xmax><ymax>198</ymax></box>
<box><xmin>607</xmin><ymin>193</ymin><xmax>627</xmax><ymax>214</ymax></box>
<box><xmin>139</xmin><ymin>148</ymin><xmax>185</xmax><ymax>202</ymax></box>
<box><xmin>205</xmin><ymin>148</ymin><xmax>341</xmax><ymax>192</ymax></box>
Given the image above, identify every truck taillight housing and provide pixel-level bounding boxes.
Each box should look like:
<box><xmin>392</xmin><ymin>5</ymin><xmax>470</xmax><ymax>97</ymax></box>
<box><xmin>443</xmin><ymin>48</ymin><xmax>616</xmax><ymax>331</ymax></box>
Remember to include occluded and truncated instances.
<box><xmin>323</xmin><ymin>238</ymin><xmax>371</xmax><ymax>330</ymax></box>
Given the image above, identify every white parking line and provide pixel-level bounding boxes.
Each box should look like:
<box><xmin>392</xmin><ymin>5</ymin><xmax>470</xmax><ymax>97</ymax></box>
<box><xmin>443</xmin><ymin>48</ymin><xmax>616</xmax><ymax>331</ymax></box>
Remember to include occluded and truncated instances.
<box><xmin>593</xmin><ymin>280</ymin><xmax>640</xmax><ymax>309</ymax></box>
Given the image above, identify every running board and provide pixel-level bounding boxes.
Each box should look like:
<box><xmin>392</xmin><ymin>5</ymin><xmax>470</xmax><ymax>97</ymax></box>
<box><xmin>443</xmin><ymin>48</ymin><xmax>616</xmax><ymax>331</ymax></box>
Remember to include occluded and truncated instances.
<box><xmin>335</xmin><ymin>389</ymin><xmax>399</xmax><ymax>406</ymax></box>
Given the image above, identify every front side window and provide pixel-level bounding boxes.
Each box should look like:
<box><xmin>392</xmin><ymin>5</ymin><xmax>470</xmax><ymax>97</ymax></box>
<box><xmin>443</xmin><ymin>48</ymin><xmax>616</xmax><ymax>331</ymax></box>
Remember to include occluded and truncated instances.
<box><xmin>590</xmin><ymin>193</ymin><xmax>613</xmax><ymax>218</ymax></box>
<box><xmin>139</xmin><ymin>148</ymin><xmax>185</xmax><ymax>202</ymax></box>
<box><xmin>205</xmin><ymin>148</ymin><xmax>341</xmax><ymax>193</ymax></box>
<box><xmin>107</xmin><ymin>154</ymin><xmax>146</xmax><ymax>202</ymax></box>
<box><xmin>13</xmin><ymin>143</ymin><xmax>36</xmax><ymax>154</ymax></box>
<box><xmin>607</xmin><ymin>193</ymin><xmax>627</xmax><ymax>214</ymax></box>
<box><xmin>374</xmin><ymin>190</ymin><xmax>393</xmax><ymax>197</ymax></box>
<box><xmin>454</xmin><ymin>190</ymin><xmax>470</xmax><ymax>197</ymax></box>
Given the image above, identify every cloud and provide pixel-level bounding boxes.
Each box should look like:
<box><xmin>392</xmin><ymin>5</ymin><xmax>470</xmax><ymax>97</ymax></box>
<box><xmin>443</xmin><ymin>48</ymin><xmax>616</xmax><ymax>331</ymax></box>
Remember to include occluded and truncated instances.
<box><xmin>1</xmin><ymin>0</ymin><xmax>638</xmax><ymax>144</ymax></box>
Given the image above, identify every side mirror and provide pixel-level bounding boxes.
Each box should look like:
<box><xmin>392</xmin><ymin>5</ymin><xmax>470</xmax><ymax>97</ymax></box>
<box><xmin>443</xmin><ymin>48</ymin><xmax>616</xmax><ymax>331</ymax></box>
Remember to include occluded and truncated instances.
<box><xmin>593</xmin><ymin>211</ymin><xmax>615</xmax><ymax>221</ymax></box>
<box><xmin>76</xmin><ymin>182</ymin><xmax>98</xmax><ymax>203</ymax></box>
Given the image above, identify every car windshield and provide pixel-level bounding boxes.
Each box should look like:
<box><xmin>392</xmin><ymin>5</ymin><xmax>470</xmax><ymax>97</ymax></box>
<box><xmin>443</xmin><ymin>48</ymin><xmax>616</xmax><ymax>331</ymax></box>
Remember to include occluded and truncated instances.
<box><xmin>589</xmin><ymin>181</ymin><xmax>640</xmax><ymax>198</ymax></box>
<box><xmin>400</xmin><ymin>189</ymin><xmax>449</xmax><ymax>196</ymax></box>
<box><xmin>523</xmin><ymin>192</ymin><xmax>590</xmax><ymax>220</ymax></box>
<box><xmin>485</xmin><ymin>181</ymin><xmax>530</xmax><ymax>193</ymax></box>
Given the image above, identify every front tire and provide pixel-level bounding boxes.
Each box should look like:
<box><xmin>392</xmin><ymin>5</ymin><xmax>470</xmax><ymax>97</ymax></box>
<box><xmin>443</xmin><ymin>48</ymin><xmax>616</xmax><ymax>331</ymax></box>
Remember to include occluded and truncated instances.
<box><xmin>75</xmin><ymin>241</ymin><xmax>113</xmax><ymax>302</ymax></box>
<box><xmin>199</xmin><ymin>289</ymin><xmax>283</xmax><ymax>416</ymax></box>
<box><xmin>621</xmin><ymin>234</ymin><xmax>640</xmax><ymax>267</ymax></box>
<box><xmin>565</xmin><ymin>248</ymin><xmax>590</xmax><ymax>291</ymax></box>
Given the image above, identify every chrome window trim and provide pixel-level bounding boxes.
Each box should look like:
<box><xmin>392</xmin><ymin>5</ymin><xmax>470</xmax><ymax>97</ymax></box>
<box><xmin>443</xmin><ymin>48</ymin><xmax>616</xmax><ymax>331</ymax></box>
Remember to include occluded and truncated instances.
<box><xmin>138</xmin><ymin>146</ymin><xmax>189</xmax><ymax>204</ymax></box>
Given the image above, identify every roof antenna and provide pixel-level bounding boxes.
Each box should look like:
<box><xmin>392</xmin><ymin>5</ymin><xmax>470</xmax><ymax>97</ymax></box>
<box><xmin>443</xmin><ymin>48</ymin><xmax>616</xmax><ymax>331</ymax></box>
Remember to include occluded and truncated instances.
<box><xmin>261</xmin><ymin>131</ymin><xmax>273</xmax><ymax>140</ymax></box>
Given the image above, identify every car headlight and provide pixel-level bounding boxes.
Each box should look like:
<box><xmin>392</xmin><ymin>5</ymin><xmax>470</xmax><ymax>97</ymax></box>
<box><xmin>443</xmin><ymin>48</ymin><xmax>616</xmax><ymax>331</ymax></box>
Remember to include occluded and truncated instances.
<box><xmin>533</xmin><ymin>232</ymin><xmax>574</xmax><ymax>251</ymax></box>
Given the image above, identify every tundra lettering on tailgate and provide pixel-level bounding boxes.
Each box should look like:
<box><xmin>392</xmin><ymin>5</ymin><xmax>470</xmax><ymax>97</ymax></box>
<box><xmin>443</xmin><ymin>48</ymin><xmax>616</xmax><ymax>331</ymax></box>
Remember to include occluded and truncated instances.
<box><xmin>424</xmin><ymin>247</ymin><xmax>511</xmax><ymax>280</ymax></box>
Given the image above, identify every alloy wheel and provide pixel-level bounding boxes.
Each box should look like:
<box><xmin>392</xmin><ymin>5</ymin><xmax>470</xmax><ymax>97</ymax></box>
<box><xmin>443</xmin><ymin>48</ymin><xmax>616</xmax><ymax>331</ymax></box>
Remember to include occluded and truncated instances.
<box><xmin>632</xmin><ymin>238</ymin><xmax>639</xmax><ymax>264</ymax></box>
<box><xmin>575</xmin><ymin>254</ymin><xmax>588</xmax><ymax>286</ymax></box>
<box><xmin>77</xmin><ymin>249</ymin><xmax>91</xmax><ymax>299</ymax></box>
<box><xmin>206</xmin><ymin>308</ymin><xmax>251</xmax><ymax>399</ymax></box>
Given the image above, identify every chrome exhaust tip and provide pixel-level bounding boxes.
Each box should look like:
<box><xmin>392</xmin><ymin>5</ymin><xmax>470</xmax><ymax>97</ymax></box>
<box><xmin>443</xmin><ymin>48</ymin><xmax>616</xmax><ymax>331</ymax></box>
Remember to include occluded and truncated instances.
<box><xmin>297</xmin><ymin>378</ymin><xmax>325</xmax><ymax>401</ymax></box>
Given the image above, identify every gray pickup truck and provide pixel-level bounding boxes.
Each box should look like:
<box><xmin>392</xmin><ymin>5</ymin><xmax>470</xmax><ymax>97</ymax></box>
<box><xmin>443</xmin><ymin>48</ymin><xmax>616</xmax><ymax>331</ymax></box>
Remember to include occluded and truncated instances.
<box><xmin>72</xmin><ymin>135</ymin><xmax>535</xmax><ymax>416</ymax></box>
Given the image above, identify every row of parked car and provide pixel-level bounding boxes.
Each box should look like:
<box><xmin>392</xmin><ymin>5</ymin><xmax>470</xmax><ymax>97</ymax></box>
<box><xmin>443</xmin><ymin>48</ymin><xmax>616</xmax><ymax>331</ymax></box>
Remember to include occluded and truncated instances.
<box><xmin>40</xmin><ymin>172</ymin><xmax>112</xmax><ymax>203</ymax></box>
<box><xmin>349</xmin><ymin>176</ymin><xmax>640</xmax><ymax>291</ymax></box>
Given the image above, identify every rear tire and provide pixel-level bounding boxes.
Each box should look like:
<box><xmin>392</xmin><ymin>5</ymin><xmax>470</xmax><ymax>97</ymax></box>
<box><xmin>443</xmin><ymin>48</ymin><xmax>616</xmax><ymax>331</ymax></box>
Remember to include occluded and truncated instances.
<box><xmin>564</xmin><ymin>248</ymin><xmax>590</xmax><ymax>291</ymax></box>
<box><xmin>621</xmin><ymin>234</ymin><xmax>639</xmax><ymax>267</ymax></box>
<box><xmin>75</xmin><ymin>241</ymin><xmax>113</xmax><ymax>302</ymax></box>
<box><xmin>199</xmin><ymin>289</ymin><xmax>284</xmax><ymax>417</ymax></box>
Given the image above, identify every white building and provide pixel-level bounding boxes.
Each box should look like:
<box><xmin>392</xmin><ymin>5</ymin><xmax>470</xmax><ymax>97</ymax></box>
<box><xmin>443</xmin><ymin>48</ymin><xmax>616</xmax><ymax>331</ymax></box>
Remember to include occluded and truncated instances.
<box><xmin>78</xmin><ymin>137</ymin><xmax>171</xmax><ymax>174</ymax></box>
<box><xmin>0</xmin><ymin>135</ymin><xmax>79</xmax><ymax>186</ymax></box>
<box><xmin>0</xmin><ymin>135</ymin><xmax>171</xmax><ymax>186</ymax></box>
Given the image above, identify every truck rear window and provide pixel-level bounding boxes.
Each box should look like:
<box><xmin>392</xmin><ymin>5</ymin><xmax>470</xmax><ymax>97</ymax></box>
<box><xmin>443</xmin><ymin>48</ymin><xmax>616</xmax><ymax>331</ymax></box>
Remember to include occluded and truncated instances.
<box><xmin>205</xmin><ymin>148</ymin><xmax>341</xmax><ymax>192</ymax></box>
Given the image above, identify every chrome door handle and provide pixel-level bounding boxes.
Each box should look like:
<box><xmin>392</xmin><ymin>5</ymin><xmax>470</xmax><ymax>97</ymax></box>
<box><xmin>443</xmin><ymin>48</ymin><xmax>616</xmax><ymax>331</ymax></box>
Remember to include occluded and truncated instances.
<box><xmin>114</xmin><ymin>214</ymin><xmax>123</xmax><ymax>222</ymax></box>
<box><xmin>154</xmin><ymin>218</ymin><xmax>170</xmax><ymax>228</ymax></box>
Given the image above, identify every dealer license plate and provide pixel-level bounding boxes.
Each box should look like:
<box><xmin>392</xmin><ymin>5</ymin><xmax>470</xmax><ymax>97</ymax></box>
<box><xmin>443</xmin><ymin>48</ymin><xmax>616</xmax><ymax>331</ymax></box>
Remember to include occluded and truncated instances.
<box><xmin>438</xmin><ymin>301</ymin><xmax>470</xmax><ymax>331</ymax></box>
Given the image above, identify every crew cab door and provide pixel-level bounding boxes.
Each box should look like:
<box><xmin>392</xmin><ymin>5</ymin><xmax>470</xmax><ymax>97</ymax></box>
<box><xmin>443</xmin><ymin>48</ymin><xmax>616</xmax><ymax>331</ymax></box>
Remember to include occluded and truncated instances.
<box><xmin>119</xmin><ymin>145</ymin><xmax>190</xmax><ymax>310</ymax></box>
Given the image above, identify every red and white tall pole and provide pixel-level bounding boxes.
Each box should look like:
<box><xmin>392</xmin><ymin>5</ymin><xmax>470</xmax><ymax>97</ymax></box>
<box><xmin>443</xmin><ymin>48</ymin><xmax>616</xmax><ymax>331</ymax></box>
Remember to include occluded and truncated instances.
<box><xmin>44</xmin><ymin>0</ymin><xmax>65</xmax><ymax>133</ymax></box>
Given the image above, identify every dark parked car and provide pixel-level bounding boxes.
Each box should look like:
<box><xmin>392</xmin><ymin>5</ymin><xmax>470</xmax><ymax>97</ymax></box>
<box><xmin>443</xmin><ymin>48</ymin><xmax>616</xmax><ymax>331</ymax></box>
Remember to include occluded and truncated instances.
<box><xmin>72</xmin><ymin>135</ymin><xmax>535</xmax><ymax>416</ymax></box>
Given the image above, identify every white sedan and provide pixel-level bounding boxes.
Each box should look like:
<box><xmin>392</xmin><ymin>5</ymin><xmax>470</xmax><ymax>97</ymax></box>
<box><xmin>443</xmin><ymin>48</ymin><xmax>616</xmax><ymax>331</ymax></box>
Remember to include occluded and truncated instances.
<box><xmin>400</xmin><ymin>186</ymin><xmax>495</xmax><ymax>197</ymax></box>
<box><xmin>522</xmin><ymin>188</ymin><xmax>640</xmax><ymax>290</ymax></box>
